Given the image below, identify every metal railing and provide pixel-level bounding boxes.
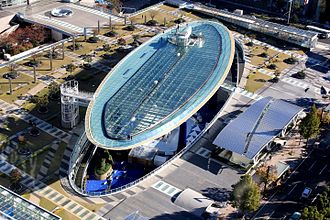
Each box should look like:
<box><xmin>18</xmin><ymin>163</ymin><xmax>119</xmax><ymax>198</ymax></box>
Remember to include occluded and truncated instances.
<box><xmin>68</xmin><ymin>91</ymin><xmax>235</xmax><ymax>197</ymax></box>
<box><xmin>127</xmin><ymin>1</ymin><xmax>165</xmax><ymax>18</ymax></box>
<box><xmin>0</xmin><ymin>37</ymin><xmax>71</xmax><ymax>69</ymax></box>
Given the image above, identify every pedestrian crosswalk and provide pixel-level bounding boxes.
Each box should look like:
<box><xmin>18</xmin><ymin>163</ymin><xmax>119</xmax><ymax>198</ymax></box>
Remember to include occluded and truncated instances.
<box><xmin>69</xmin><ymin>4</ymin><xmax>123</xmax><ymax>23</ymax></box>
<box><xmin>33</xmin><ymin>14</ymin><xmax>86</xmax><ymax>34</ymax></box>
<box><xmin>152</xmin><ymin>180</ymin><xmax>181</xmax><ymax>197</ymax></box>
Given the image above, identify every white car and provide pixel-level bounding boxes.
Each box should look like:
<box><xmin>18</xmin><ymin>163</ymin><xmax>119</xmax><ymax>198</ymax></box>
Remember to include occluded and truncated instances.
<box><xmin>301</xmin><ymin>187</ymin><xmax>312</xmax><ymax>199</ymax></box>
<box><xmin>289</xmin><ymin>212</ymin><xmax>301</xmax><ymax>220</ymax></box>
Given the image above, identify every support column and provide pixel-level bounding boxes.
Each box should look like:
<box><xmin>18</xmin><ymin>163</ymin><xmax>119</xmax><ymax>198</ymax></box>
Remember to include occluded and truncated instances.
<box><xmin>109</xmin><ymin>16</ymin><xmax>112</xmax><ymax>29</ymax></box>
<box><xmin>33</xmin><ymin>66</ymin><xmax>36</xmax><ymax>83</ymax></box>
<box><xmin>8</xmin><ymin>78</ymin><xmax>12</xmax><ymax>95</ymax></box>
<box><xmin>49</xmin><ymin>50</ymin><xmax>53</xmax><ymax>70</ymax></box>
<box><xmin>62</xmin><ymin>42</ymin><xmax>65</xmax><ymax>60</ymax></box>
<box><xmin>72</xmin><ymin>36</ymin><xmax>76</xmax><ymax>52</ymax></box>
<box><xmin>84</xmin><ymin>28</ymin><xmax>87</xmax><ymax>42</ymax></box>
<box><xmin>98</xmin><ymin>20</ymin><xmax>100</xmax><ymax>34</ymax></box>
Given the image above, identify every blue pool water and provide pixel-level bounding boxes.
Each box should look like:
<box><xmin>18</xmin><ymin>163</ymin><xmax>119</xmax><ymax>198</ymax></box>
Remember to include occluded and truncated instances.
<box><xmin>86</xmin><ymin>162</ymin><xmax>145</xmax><ymax>192</ymax></box>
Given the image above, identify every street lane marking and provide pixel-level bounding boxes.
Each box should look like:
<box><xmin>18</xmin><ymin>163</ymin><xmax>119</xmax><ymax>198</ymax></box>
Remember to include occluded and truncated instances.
<box><xmin>319</xmin><ymin>165</ymin><xmax>327</xmax><ymax>175</ymax></box>
<box><xmin>288</xmin><ymin>184</ymin><xmax>298</xmax><ymax>195</ymax></box>
<box><xmin>308</xmin><ymin>161</ymin><xmax>317</xmax><ymax>171</ymax></box>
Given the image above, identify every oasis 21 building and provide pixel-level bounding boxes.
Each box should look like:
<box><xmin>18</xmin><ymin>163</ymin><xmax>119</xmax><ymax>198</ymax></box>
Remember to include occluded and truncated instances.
<box><xmin>61</xmin><ymin>21</ymin><xmax>245</xmax><ymax>196</ymax></box>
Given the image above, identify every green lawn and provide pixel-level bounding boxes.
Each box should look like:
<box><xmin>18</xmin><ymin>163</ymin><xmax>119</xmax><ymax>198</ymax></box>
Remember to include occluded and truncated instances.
<box><xmin>130</xmin><ymin>10</ymin><xmax>177</xmax><ymax>26</ymax></box>
<box><xmin>65</xmin><ymin>39</ymin><xmax>105</xmax><ymax>56</ymax></box>
<box><xmin>0</xmin><ymin>73</ymin><xmax>37</xmax><ymax>103</ymax></box>
<box><xmin>245</xmin><ymin>71</ymin><xmax>272</xmax><ymax>93</ymax></box>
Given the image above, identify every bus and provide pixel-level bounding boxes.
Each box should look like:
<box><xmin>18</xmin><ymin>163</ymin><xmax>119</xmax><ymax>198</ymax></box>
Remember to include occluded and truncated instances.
<box><xmin>306</xmin><ymin>25</ymin><xmax>330</xmax><ymax>39</ymax></box>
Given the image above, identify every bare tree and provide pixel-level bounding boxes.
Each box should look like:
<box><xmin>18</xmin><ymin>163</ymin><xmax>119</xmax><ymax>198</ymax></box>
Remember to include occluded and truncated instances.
<box><xmin>149</xmin><ymin>10</ymin><xmax>158</xmax><ymax>21</ymax></box>
<box><xmin>129</xmin><ymin>16</ymin><xmax>138</xmax><ymax>26</ymax></box>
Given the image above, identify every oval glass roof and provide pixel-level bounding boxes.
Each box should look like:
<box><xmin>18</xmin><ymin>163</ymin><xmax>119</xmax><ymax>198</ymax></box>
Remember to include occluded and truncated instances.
<box><xmin>86</xmin><ymin>21</ymin><xmax>234</xmax><ymax>149</ymax></box>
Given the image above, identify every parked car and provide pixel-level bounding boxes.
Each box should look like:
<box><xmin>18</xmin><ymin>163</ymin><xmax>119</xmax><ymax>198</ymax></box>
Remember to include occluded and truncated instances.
<box><xmin>301</xmin><ymin>187</ymin><xmax>312</xmax><ymax>199</ymax></box>
<box><xmin>289</xmin><ymin>212</ymin><xmax>301</xmax><ymax>220</ymax></box>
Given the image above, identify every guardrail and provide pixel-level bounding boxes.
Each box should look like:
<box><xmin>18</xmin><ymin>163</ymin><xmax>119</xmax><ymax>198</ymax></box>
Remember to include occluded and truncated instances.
<box><xmin>0</xmin><ymin>37</ymin><xmax>71</xmax><ymax>69</ymax></box>
<box><xmin>127</xmin><ymin>1</ymin><xmax>165</xmax><ymax>18</ymax></box>
<box><xmin>68</xmin><ymin>90</ymin><xmax>235</xmax><ymax>197</ymax></box>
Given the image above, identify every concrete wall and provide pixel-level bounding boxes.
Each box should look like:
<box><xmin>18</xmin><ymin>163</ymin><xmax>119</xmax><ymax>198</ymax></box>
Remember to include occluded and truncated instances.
<box><xmin>51</xmin><ymin>29</ymin><xmax>64</xmax><ymax>41</ymax></box>
<box><xmin>0</xmin><ymin>13</ymin><xmax>15</xmax><ymax>34</ymax></box>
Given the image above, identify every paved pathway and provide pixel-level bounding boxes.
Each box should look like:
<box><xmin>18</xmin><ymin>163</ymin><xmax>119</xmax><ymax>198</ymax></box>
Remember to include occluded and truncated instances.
<box><xmin>0</xmin><ymin>158</ymin><xmax>106</xmax><ymax>220</ymax></box>
<box><xmin>0</xmin><ymin>99</ymin><xmax>71</xmax><ymax>143</ymax></box>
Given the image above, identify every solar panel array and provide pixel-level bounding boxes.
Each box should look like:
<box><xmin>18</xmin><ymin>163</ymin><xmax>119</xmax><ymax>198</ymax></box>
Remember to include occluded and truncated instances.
<box><xmin>213</xmin><ymin>97</ymin><xmax>302</xmax><ymax>159</ymax></box>
<box><xmin>103</xmin><ymin>24</ymin><xmax>222</xmax><ymax>140</ymax></box>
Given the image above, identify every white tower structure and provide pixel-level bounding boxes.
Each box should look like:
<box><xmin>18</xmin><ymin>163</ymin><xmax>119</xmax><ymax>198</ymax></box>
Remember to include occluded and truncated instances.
<box><xmin>61</xmin><ymin>80</ymin><xmax>80</xmax><ymax>128</ymax></box>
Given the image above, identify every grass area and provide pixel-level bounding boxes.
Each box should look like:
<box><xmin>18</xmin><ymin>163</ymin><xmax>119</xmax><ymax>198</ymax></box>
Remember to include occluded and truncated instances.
<box><xmin>65</xmin><ymin>39</ymin><xmax>105</xmax><ymax>56</ymax></box>
<box><xmin>245</xmin><ymin>71</ymin><xmax>272</xmax><ymax>93</ymax></box>
<box><xmin>272</xmin><ymin>53</ymin><xmax>293</xmax><ymax>72</ymax></box>
<box><xmin>159</xmin><ymin>4</ymin><xmax>178</xmax><ymax>11</ymax></box>
<box><xmin>54</xmin><ymin>209</ymin><xmax>81</xmax><ymax>220</ymax></box>
<box><xmin>0</xmin><ymin>82</ymin><xmax>36</xmax><ymax>104</ymax></box>
<box><xmin>250</xmin><ymin>46</ymin><xmax>280</xmax><ymax>67</ymax></box>
<box><xmin>22</xmin><ymin>85</ymin><xmax>61</xmax><ymax>122</ymax></box>
<box><xmin>39</xmin><ymin>197</ymin><xmax>57</xmax><ymax>211</ymax></box>
<box><xmin>0</xmin><ymin>116</ymin><xmax>30</xmax><ymax>137</ymax></box>
<box><xmin>130</xmin><ymin>10</ymin><xmax>177</xmax><ymax>26</ymax></box>
<box><xmin>22</xmin><ymin>56</ymin><xmax>75</xmax><ymax>75</ymax></box>
<box><xmin>47</xmin><ymin>142</ymin><xmax>67</xmax><ymax>176</ymax></box>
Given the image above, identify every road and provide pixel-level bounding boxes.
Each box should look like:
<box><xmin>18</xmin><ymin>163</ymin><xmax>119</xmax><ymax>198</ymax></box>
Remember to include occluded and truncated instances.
<box><xmin>254</xmin><ymin>148</ymin><xmax>330</xmax><ymax>219</ymax></box>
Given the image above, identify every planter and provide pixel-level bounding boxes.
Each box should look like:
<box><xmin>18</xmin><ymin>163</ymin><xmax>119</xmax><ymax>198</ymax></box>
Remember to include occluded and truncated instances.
<box><xmin>17</xmin><ymin>147</ymin><xmax>31</xmax><ymax>155</ymax></box>
<box><xmin>38</xmin><ymin>107</ymin><xmax>48</xmax><ymax>114</ymax></box>
<box><xmin>29</xmin><ymin>128</ymin><xmax>40</xmax><ymax>137</ymax></box>
<box><xmin>94</xmin><ymin>166</ymin><xmax>112</xmax><ymax>180</ymax></box>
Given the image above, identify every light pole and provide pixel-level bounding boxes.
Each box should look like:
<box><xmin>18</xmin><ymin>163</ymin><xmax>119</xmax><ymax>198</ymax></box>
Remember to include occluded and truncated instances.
<box><xmin>287</xmin><ymin>0</ymin><xmax>293</xmax><ymax>24</ymax></box>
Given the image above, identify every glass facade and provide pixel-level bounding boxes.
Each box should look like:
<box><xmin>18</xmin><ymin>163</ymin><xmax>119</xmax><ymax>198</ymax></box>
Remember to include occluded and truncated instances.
<box><xmin>0</xmin><ymin>186</ymin><xmax>61</xmax><ymax>220</ymax></box>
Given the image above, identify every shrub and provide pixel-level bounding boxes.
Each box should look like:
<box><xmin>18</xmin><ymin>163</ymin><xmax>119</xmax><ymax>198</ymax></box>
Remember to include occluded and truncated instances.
<box><xmin>87</xmin><ymin>36</ymin><xmax>99</xmax><ymax>43</ymax></box>
<box><xmin>104</xmin><ymin>30</ymin><xmax>118</xmax><ymax>37</ymax></box>
<box><xmin>245</xmin><ymin>41</ymin><xmax>254</xmax><ymax>47</ymax></box>
<box><xmin>174</xmin><ymin>18</ymin><xmax>186</xmax><ymax>24</ymax></box>
<box><xmin>3</xmin><ymin>71</ymin><xmax>19</xmax><ymax>79</ymax></box>
<box><xmin>66</xmin><ymin>64</ymin><xmax>76</xmax><ymax>73</ymax></box>
<box><xmin>67</xmin><ymin>43</ymin><xmax>83</xmax><ymax>50</ymax></box>
<box><xmin>269</xmin><ymin>76</ymin><xmax>279</xmax><ymax>83</ymax></box>
<box><xmin>267</xmin><ymin>63</ymin><xmax>277</xmax><ymax>70</ymax></box>
<box><xmin>103</xmin><ymin>44</ymin><xmax>111</xmax><ymax>52</ymax></box>
<box><xmin>292</xmin><ymin>70</ymin><xmax>306</xmax><ymax>79</ymax></box>
<box><xmin>117</xmin><ymin>38</ymin><xmax>126</xmax><ymax>45</ymax></box>
<box><xmin>95</xmin><ymin>158</ymin><xmax>111</xmax><ymax>176</ymax></box>
<box><xmin>259</xmin><ymin>52</ymin><xmax>269</xmax><ymax>58</ymax></box>
<box><xmin>146</xmin><ymin>20</ymin><xmax>158</xmax><ymax>26</ymax></box>
<box><xmin>283</xmin><ymin>57</ymin><xmax>298</xmax><ymax>65</ymax></box>
<box><xmin>28</xmin><ymin>59</ymin><xmax>42</xmax><ymax>67</ymax></box>
<box><xmin>124</xmin><ymin>25</ymin><xmax>136</xmax><ymax>31</ymax></box>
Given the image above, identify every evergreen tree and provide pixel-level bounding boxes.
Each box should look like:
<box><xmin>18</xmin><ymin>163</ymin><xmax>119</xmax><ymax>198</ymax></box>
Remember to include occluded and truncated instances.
<box><xmin>231</xmin><ymin>175</ymin><xmax>261</xmax><ymax>216</ymax></box>
<box><xmin>299</xmin><ymin>105</ymin><xmax>321</xmax><ymax>141</ymax></box>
